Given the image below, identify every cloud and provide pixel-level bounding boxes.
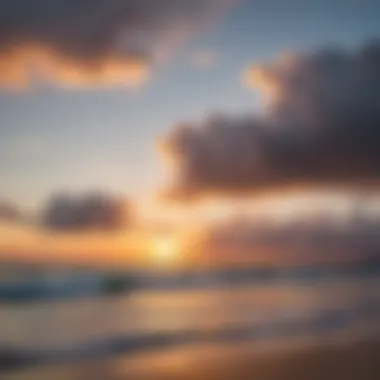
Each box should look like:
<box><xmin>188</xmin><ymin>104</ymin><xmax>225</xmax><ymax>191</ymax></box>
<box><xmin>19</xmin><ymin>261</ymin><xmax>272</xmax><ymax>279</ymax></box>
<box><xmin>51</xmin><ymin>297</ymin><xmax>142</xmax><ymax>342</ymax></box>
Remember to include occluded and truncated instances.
<box><xmin>0</xmin><ymin>200</ymin><xmax>24</xmax><ymax>223</ymax></box>
<box><xmin>199</xmin><ymin>210</ymin><xmax>380</xmax><ymax>266</ymax></box>
<box><xmin>160</xmin><ymin>40</ymin><xmax>380</xmax><ymax>199</ymax></box>
<box><xmin>42</xmin><ymin>191</ymin><xmax>131</xmax><ymax>232</ymax></box>
<box><xmin>0</xmin><ymin>0</ymin><xmax>234</xmax><ymax>89</ymax></box>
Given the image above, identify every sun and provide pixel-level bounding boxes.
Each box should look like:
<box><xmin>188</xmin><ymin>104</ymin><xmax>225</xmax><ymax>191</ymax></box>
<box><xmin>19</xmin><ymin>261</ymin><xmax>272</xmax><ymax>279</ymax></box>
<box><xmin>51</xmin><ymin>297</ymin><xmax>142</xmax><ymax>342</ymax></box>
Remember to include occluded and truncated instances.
<box><xmin>152</xmin><ymin>235</ymin><xmax>180</xmax><ymax>264</ymax></box>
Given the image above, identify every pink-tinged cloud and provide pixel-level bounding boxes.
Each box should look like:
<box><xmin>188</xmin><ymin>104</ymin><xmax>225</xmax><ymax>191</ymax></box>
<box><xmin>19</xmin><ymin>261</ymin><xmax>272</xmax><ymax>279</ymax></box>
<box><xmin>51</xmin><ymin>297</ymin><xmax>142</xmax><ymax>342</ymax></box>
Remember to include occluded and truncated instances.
<box><xmin>0</xmin><ymin>0</ymin><xmax>236</xmax><ymax>89</ymax></box>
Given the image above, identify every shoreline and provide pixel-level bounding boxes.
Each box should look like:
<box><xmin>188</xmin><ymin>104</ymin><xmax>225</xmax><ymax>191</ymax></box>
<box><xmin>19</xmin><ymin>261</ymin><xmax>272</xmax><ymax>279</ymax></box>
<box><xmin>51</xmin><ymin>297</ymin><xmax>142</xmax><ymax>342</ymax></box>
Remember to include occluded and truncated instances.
<box><xmin>4</xmin><ymin>336</ymin><xmax>380</xmax><ymax>380</ymax></box>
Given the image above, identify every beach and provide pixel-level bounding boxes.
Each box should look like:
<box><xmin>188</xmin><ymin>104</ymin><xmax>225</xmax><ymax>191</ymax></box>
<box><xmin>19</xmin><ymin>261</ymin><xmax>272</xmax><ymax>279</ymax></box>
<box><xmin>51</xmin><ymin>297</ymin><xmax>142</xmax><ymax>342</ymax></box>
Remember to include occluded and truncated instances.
<box><xmin>4</xmin><ymin>337</ymin><xmax>380</xmax><ymax>380</ymax></box>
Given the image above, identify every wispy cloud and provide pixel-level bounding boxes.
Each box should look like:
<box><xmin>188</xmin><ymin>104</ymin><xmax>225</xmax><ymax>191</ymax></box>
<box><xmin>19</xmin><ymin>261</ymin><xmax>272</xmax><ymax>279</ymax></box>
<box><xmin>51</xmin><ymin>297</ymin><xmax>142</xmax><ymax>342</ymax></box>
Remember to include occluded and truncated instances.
<box><xmin>0</xmin><ymin>200</ymin><xmax>24</xmax><ymax>223</ymax></box>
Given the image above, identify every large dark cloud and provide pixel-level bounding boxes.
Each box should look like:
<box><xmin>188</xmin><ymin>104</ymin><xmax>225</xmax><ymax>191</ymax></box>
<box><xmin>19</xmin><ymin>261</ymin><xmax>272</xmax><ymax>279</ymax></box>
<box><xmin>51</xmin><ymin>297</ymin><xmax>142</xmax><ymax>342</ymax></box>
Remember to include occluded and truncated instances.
<box><xmin>161</xmin><ymin>40</ymin><xmax>380</xmax><ymax>199</ymax></box>
<box><xmin>0</xmin><ymin>0</ymin><xmax>234</xmax><ymax>88</ymax></box>
<box><xmin>42</xmin><ymin>191</ymin><xmax>130</xmax><ymax>232</ymax></box>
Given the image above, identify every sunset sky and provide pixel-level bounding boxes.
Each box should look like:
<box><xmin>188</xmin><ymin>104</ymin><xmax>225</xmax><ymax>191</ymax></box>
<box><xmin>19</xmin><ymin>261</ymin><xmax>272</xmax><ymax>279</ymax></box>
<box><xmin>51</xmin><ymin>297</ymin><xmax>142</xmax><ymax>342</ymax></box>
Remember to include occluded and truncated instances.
<box><xmin>1</xmin><ymin>0</ymin><xmax>380</xmax><ymax>266</ymax></box>
<box><xmin>1</xmin><ymin>0</ymin><xmax>379</xmax><ymax>208</ymax></box>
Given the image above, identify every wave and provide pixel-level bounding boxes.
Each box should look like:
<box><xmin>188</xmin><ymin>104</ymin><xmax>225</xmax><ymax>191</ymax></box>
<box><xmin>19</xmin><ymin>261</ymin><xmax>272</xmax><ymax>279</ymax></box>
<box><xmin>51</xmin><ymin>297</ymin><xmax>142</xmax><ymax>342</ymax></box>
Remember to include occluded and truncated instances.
<box><xmin>2</xmin><ymin>299</ymin><xmax>380</xmax><ymax>373</ymax></box>
<box><xmin>2</xmin><ymin>260</ymin><xmax>380</xmax><ymax>303</ymax></box>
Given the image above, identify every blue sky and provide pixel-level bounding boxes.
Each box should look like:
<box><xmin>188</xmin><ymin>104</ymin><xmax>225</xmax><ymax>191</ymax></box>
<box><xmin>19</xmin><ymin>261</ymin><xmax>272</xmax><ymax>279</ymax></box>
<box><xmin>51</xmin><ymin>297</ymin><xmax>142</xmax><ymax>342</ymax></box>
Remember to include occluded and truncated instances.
<box><xmin>1</xmin><ymin>0</ymin><xmax>380</xmax><ymax>208</ymax></box>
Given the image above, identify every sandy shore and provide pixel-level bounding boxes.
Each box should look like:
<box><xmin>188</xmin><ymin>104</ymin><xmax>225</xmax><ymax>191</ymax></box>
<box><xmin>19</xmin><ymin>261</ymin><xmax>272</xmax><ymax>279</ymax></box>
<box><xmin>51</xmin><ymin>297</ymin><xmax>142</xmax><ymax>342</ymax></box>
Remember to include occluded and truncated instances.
<box><xmin>4</xmin><ymin>337</ymin><xmax>380</xmax><ymax>380</ymax></box>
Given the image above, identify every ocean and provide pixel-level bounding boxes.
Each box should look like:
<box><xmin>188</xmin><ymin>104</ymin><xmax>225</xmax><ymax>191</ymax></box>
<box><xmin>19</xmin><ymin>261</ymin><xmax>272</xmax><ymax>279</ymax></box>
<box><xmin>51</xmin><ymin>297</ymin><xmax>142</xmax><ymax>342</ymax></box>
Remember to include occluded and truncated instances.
<box><xmin>1</xmin><ymin>266</ymin><xmax>380</xmax><ymax>378</ymax></box>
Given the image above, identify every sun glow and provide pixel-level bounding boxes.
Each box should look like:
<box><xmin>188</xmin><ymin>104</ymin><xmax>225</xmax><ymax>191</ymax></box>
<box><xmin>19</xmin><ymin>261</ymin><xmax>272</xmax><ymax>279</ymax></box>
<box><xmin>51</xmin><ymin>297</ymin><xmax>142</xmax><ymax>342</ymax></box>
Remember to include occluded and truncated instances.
<box><xmin>151</xmin><ymin>235</ymin><xmax>181</xmax><ymax>264</ymax></box>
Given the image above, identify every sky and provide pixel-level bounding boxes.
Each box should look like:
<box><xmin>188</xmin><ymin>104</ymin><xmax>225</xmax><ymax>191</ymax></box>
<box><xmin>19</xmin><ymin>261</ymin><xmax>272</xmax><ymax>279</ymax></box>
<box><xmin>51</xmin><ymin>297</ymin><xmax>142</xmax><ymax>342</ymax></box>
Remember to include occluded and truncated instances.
<box><xmin>1</xmin><ymin>0</ymin><xmax>380</xmax><ymax>267</ymax></box>
<box><xmin>1</xmin><ymin>0</ymin><xmax>380</xmax><ymax>210</ymax></box>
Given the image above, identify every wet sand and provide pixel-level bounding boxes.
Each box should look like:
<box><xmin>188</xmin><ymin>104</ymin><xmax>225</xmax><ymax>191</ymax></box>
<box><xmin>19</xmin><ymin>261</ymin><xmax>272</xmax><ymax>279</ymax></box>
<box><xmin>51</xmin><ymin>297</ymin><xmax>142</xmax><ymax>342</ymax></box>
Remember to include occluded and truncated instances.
<box><xmin>4</xmin><ymin>338</ymin><xmax>380</xmax><ymax>380</ymax></box>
